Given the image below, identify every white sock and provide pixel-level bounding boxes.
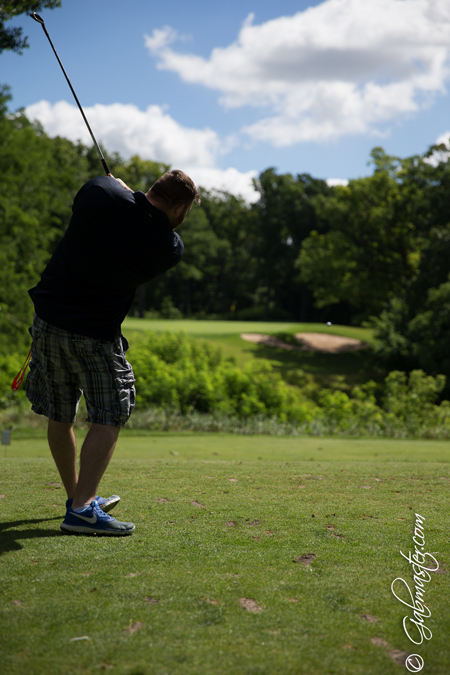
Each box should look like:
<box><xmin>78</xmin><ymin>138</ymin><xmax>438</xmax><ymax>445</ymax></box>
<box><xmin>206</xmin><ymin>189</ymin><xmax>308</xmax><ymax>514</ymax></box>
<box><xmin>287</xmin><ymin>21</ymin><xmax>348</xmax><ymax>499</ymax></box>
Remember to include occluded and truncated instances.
<box><xmin>72</xmin><ymin>505</ymin><xmax>89</xmax><ymax>513</ymax></box>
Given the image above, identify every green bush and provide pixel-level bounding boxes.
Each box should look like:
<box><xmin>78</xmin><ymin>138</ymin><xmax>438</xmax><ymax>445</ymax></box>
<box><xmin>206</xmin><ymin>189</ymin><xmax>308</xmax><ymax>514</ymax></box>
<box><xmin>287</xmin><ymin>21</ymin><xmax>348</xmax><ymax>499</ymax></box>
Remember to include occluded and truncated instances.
<box><xmin>130</xmin><ymin>333</ymin><xmax>450</xmax><ymax>437</ymax></box>
<box><xmin>3</xmin><ymin>331</ymin><xmax>450</xmax><ymax>439</ymax></box>
<box><xmin>316</xmin><ymin>382</ymin><xmax>383</xmax><ymax>432</ymax></box>
<box><xmin>125</xmin><ymin>367</ymin><xmax>450</xmax><ymax>438</ymax></box>
<box><xmin>128</xmin><ymin>333</ymin><xmax>450</xmax><ymax>438</ymax></box>
<box><xmin>129</xmin><ymin>331</ymin><xmax>314</xmax><ymax>422</ymax></box>
<box><xmin>313</xmin><ymin>370</ymin><xmax>450</xmax><ymax>437</ymax></box>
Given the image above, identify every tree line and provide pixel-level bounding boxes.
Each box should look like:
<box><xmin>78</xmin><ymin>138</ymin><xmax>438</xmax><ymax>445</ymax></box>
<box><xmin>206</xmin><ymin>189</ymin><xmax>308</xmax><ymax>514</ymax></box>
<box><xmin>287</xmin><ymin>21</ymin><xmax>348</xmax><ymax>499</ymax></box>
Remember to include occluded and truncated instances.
<box><xmin>1</xmin><ymin>84</ymin><xmax>450</xmax><ymax>386</ymax></box>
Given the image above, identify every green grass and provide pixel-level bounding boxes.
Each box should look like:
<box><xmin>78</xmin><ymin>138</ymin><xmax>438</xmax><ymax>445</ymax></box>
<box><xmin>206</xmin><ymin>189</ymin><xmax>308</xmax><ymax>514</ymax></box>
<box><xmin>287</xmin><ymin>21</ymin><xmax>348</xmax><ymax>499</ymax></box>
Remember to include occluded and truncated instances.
<box><xmin>1</xmin><ymin>321</ymin><xmax>445</xmax><ymax>673</ymax></box>
<box><xmin>123</xmin><ymin>318</ymin><xmax>374</xmax><ymax>342</ymax></box>
<box><xmin>123</xmin><ymin>318</ymin><xmax>378</xmax><ymax>390</ymax></box>
<box><xmin>4</xmin><ymin>430</ymin><xmax>450</xmax><ymax>463</ymax></box>
<box><xmin>1</xmin><ymin>433</ymin><xmax>449</xmax><ymax>675</ymax></box>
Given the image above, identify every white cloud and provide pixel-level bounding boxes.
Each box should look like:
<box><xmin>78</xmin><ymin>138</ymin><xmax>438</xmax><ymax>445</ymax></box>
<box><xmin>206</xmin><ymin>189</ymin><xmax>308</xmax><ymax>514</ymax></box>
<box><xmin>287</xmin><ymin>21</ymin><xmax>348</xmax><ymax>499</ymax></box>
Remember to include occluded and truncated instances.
<box><xmin>424</xmin><ymin>129</ymin><xmax>450</xmax><ymax>165</ymax></box>
<box><xmin>186</xmin><ymin>167</ymin><xmax>259</xmax><ymax>203</ymax></box>
<box><xmin>25</xmin><ymin>100</ymin><xmax>258</xmax><ymax>202</ymax></box>
<box><xmin>26</xmin><ymin>100</ymin><xmax>219</xmax><ymax>167</ymax></box>
<box><xmin>435</xmin><ymin>130</ymin><xmax>450</xmax><ymax>147</ymax></box>
<box><xmin>145</xmin><ymin>0</ymin><xmax>450</xmax><ymax>145</ymax></box>
<box><xmin>144</xmin><ymin>25</ymin><xmax>179</xmax><ymax>52</ymax></box>
<box><xmin>326</xmin><ymin>178</ymin><xmax>349</xmax><ymax>187</ymax></box>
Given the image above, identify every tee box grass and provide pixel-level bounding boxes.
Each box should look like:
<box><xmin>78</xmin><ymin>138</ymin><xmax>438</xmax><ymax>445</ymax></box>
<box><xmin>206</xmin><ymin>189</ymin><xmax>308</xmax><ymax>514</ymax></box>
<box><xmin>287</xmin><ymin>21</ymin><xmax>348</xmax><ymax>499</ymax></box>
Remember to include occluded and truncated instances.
<box><xmin>1</xmin><ymin>432</ymin><xmax>449</xmax><ymax>675</ymax></box>
<box><xmin>1</xmin><ymin>319</ymin><xmax>447</xmax><ymax>673</ymax></box>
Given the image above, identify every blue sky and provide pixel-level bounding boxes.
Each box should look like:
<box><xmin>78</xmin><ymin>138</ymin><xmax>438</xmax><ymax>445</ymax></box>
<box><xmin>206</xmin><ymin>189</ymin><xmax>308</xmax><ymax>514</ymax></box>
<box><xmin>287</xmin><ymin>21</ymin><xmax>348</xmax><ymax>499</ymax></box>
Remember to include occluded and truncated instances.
<box><xmin>2</xmin><ymin>0</ymin><xmax>450</xmax><ymax>200</ymax></box>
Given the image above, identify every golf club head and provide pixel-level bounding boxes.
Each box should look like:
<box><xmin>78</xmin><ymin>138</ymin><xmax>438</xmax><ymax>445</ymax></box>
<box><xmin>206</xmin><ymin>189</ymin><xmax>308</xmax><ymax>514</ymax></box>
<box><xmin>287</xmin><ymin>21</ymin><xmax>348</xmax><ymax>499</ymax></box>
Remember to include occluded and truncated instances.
<box><xmin>30</xmin><ymin>13</ymin><xmax>45</xmax><ymax>25</ymax></box>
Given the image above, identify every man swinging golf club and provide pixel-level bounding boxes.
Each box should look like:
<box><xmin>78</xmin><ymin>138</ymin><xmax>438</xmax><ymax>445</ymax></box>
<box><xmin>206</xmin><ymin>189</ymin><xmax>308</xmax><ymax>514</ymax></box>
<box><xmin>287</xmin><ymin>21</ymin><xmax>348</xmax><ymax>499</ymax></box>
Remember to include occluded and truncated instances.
<box><xmin>26</xmin><ymin>170</ymin><xmax>200</xmax><ymax>535</ymax></box>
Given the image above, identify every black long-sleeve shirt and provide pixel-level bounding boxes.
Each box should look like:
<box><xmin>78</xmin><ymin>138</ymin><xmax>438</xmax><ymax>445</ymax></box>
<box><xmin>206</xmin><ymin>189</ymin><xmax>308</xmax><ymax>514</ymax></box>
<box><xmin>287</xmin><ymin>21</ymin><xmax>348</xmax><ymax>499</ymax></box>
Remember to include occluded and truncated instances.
<box><xmin>29</xmin><ymin>176</ymin><xmax>184</xmax><ymax>340</ymax></box>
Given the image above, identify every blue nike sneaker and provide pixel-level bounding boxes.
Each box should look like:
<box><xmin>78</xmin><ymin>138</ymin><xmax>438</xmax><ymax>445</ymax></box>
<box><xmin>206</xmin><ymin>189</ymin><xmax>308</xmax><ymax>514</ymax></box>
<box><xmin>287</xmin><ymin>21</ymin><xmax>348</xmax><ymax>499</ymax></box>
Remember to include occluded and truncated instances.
<box><xmin>65</xmin><ymin>495</ymin><xmax>120</xmax><ymax>513</ymax></box>
<box><xmin>60</xmin><ymin>500</ymin><xmax>135</xmax><ymax>536</ymax></box>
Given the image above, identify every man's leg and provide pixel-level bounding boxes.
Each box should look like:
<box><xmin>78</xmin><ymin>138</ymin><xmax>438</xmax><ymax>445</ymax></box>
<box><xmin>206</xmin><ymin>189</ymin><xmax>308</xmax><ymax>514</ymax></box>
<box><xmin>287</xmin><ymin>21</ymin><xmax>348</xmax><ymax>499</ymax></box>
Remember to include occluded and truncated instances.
<box><xmin>60</xmin><ymin>422</ymin><xmax>134</xmax><ymax>535</ymax></box>
<box><xmin>47</xmin><ymin>419</ymin><xmax>78</xmax><ymax>498</ymax></box>
<box><xmin>71</xmin><ymin>423</ymin><xmax>120</xmax><ymax>510</ymax></box>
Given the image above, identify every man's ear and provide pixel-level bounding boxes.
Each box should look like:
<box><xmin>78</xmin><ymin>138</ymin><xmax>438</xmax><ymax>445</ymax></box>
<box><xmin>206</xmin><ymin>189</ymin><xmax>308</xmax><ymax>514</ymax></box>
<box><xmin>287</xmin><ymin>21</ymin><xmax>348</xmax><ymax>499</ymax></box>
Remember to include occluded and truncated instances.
<box><xmin>173</xmin><ymin>202</ymin><xmax>186</xmax><ymax>216</ymax></box>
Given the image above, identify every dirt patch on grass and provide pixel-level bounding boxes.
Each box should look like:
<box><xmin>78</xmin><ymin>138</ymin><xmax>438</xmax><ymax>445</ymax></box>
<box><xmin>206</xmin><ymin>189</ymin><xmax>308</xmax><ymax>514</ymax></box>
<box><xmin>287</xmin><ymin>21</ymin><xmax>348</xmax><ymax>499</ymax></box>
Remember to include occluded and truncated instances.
<box><xmin>203</xmin><ymin>597</ymin><xmax>220</xmax><ymax>606</ymax></box>
<box><xmin>435</xmin><ymin>563</ymin><xmax>448</xmax><ymax>574</ymax></box>
<box><xmin>125</xmin><ymin>621</ymin><xmax>143</xmax><ymax>634</ymax></box>
<box><xmin>145</xmin><ymin>596</ymin><xmax>160</xmax><ymax>605</ymax></box>
<box><xmin>239</xmin><ymin>598</ymin><xmax>263</xmax><ymax>612</ymax></box>
<box><xmin>389</xmin><ymin>649</ymin><xmax>411</xmax><ymax>666</ymax></box>
<box><xmin>371</xmin><ymin>637</ymin><xmax>412</xmax><ymax>667</ymax></box>
<box><xmin>240</xmin><ymin>332</ymin><xmax>367</xmax><ymax>354</ymax></box>
<box><xmin>294</xmin><ymin>553</ymin><xmax>316</xmax><ymax>566</ymax></box>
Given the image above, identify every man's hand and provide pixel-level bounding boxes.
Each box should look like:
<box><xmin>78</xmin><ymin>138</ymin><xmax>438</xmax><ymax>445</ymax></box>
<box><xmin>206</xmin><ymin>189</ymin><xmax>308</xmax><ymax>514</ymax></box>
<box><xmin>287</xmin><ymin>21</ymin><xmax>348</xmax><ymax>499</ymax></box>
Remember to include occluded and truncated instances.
<box><xmin>108</xmin><ymin>174</ymin><xmax>133</xmax><ymax>192</ymax></box>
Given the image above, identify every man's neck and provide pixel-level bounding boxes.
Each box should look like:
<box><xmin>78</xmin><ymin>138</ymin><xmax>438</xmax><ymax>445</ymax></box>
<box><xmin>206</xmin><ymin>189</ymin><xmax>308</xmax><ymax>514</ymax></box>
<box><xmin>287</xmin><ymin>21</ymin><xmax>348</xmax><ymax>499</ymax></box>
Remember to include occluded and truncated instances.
<box><xmin>146</xmin><ymin>192</ymin><xmax>169</xmax><ymax>215</ymax></box>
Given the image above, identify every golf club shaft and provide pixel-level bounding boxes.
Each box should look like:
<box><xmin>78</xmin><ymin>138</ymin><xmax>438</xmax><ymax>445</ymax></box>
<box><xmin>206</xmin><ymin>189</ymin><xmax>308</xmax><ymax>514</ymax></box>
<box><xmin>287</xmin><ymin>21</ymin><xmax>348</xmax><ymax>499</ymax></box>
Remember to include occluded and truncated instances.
<box><xmin>30</xmin><ymin>13</ymin><xmax>110</xmax><ymax>175</ymax></box>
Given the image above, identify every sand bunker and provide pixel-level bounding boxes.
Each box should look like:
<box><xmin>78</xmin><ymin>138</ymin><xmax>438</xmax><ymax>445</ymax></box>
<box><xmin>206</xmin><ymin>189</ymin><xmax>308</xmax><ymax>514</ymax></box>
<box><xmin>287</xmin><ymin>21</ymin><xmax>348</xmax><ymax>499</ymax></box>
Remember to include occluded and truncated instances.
<box><xmin>240</xmin><ymin>334</ymin><xmax>301</xmax><ymax>351</ymax></box>
<box><xmin>240</xmin><ymin>332</ymin><xmax>367</xmax><ymax>354</ymax></box>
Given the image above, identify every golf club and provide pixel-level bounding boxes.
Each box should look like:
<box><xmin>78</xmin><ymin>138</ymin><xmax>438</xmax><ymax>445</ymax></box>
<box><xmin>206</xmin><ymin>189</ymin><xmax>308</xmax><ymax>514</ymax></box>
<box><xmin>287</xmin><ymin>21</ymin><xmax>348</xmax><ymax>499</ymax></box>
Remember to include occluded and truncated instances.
<box><xmin>30</xmin><ymin>12</ymin><xmax>110</xmax><ymax>175</ymax></box>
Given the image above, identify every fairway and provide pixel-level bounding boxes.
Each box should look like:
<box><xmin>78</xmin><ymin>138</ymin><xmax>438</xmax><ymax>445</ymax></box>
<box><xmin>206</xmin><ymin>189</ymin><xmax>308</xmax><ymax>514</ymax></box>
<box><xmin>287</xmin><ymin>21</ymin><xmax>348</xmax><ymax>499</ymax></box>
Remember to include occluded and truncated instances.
<box><xmin>4</xmin><ymin>431</ymin><xmax>450</xmax><ymax>463</ymax></box>
<box><xmin>1</xmin><ymin>434</ymin><xmax>449</xmax><ymax>674</ymax></box>
<box><xmin>123</xmin><ymin>317</ymin><xmax>373</xmax><ymax>342</ymax></box>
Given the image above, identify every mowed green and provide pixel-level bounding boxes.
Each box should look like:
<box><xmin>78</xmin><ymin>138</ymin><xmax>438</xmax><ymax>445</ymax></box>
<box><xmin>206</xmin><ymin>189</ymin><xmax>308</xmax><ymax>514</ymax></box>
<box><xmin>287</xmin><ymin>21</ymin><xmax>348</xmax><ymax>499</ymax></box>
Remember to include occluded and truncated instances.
<box><xmin>4</xmin><ymin>430</ymin><xmax>450</xmax><ymax>463</ymax></box>
<box><xmin>123</xmin><ymin>317</ymin><xmax>377</xmax><ymax>386</ymax></box>
<box><xmin>123</xmin><ymin>317</ymin><xmax>374</xmax><ymax>342</ymax></box>
<box><xmin>1</xmin><ymin>433</ymin><xmax>449</xmax><ymax>675</ymax></box>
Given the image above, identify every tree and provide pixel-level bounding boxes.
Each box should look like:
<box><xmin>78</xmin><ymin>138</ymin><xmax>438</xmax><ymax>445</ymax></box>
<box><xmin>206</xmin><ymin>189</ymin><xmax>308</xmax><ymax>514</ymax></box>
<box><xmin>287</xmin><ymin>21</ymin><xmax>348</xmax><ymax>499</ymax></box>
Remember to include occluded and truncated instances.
<box><xmin>297</xmin><ymin>148</ymin><xmax>422</xmax><ymax>321</ymax></box>
<box><xmin>358</xmin><ymin>143</ymin><xmax>450</xmax><ymax>391</ymax></box>
<box><xmin>199</xmin><ymin>189</ymin><xmax>258</xmax><ymax>316</ymax></box>
<box><xmin>253</xmin><ymin>168</ymin><xmax>331</xmax><ymax>320</ymax></box>
<box><xmin>0</xmin><ymin>1</ymin><xmax>61</xmax><ymax>54</ymax></box>
<box><xmin>0</xmin><ymin>86</ymin><xmax>90</xmax><ymax>352</ymax></box>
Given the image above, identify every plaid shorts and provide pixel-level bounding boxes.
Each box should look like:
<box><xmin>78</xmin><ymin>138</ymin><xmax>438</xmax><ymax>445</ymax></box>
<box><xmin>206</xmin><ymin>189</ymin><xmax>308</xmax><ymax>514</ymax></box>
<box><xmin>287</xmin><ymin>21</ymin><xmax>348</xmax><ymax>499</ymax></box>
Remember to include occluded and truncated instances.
<box><xmin>26</xmin><ymin>314</ymin><xmax>135</xmax><ymax>427</ymax></box>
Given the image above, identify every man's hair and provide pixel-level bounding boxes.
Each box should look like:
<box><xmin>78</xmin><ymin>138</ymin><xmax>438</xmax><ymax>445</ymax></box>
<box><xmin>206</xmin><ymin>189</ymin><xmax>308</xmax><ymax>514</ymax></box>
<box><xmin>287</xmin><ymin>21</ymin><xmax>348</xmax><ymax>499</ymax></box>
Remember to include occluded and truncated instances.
<box><xmin>149</xmin><ymin>170</ymin><xmax>201</xmax><ymax>207</ymax></box>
